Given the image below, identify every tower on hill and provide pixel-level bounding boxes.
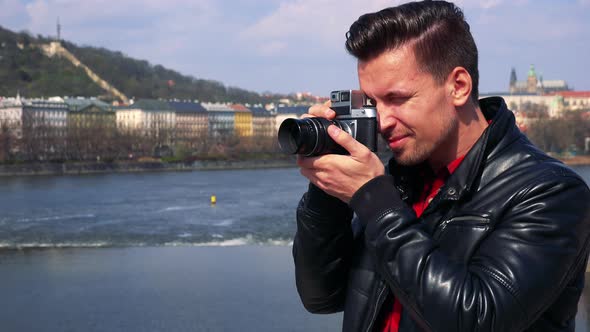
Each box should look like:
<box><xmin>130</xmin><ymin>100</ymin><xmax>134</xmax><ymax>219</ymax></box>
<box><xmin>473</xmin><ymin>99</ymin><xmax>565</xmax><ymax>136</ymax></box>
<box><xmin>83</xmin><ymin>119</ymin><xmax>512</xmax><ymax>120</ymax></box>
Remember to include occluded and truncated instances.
<box><xmin>56</xmin><ymin>17</ymin><xmax>61</xmax><ymax>42</ymax></box>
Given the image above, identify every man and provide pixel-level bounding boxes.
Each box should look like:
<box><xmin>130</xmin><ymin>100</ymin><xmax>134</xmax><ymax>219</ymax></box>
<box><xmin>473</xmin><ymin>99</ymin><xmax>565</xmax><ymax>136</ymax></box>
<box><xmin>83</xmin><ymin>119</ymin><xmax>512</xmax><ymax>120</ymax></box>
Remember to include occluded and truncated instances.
<box><xmin>292</xmin><ymin>1</ymin><xmax>590</xmax><ymax>331</ymax></box>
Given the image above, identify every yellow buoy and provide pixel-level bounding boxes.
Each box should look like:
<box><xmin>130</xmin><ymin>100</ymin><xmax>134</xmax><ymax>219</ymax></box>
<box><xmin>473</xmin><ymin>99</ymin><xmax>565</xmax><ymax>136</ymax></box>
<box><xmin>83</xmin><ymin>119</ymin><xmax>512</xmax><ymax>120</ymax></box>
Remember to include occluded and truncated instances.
<box><xmin>210</xmin><ymin>195</ymin><xmax>217</xmax><ymax>205</ymax></box>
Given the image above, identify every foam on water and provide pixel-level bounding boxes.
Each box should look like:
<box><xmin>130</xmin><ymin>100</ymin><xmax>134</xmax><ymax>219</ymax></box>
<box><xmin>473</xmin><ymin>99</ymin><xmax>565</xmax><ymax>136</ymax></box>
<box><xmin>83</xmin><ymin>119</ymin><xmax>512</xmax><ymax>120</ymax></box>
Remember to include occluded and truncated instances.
<box><xmin>0</xmin><ymin>236</ymin><xmax>294</xmax><ymax>250</ymax></box>
<box><xmin>213</xmin><ymin>219</ymin><xmax>234</xmax><ymax>227</ymax></box>
<box><xmin>0</xmin><ymin>241</ymin><xmax>113</xmax><ymax>249</ymax></box>
<box><xmin>165</xmin><ymin>235</ymin><xmax>293</xmax><ymax>247</ymax></box>
<box><xmin>157</xmin><ymin>206</ymin><xmax>200</xmax><ymax>213</ymax></box>
<box><xmin>16</xmin><ymin>214</ymin><xmax>96</xmax><ymax>223</ymax></box>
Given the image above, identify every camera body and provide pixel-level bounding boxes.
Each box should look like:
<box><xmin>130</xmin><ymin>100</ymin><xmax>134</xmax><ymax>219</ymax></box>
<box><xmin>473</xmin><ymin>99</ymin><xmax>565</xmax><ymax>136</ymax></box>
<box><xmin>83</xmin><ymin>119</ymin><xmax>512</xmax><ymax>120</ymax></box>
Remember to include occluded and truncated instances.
<box><xmin>277</xmin><ymin>90</ymin><xmax>378</xmax><ymax>156</ymax></box>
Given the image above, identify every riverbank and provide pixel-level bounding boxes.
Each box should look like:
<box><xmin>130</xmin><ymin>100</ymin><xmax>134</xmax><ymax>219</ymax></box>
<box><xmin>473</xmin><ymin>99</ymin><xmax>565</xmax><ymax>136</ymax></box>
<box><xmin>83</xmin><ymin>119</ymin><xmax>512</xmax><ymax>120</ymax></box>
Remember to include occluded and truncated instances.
<box><xmin>0</xmin><ymin>158</ymin><xmax>297</xmax><ymax>177</ymax></box>
<box><xmin>0</xmin><ymin>155</ymin><xmax>588</xmax><ymax>177</ymax></box>
<box><xmin>560</xmin><ymin>155</ymin><xmax>590</xmax><ymax>166</ymax></box>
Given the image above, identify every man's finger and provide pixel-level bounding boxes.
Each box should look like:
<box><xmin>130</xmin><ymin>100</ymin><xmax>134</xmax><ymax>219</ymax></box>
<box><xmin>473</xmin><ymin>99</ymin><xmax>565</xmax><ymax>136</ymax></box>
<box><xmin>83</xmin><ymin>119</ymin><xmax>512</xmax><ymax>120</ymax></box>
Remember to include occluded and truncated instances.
<box><xmin>306</xmin><ymin>101</ymin><xmax>335</xmax><ymax>119</ymax></box>
<box><xmin>327</xmin><ymin>125</ymin><xmax>366</xmax><ymax>157</ymax></box>
<box><xmin>297</xmin><ymin>155</ymin><xmax>323</xmax><ymax>169</ymax></box>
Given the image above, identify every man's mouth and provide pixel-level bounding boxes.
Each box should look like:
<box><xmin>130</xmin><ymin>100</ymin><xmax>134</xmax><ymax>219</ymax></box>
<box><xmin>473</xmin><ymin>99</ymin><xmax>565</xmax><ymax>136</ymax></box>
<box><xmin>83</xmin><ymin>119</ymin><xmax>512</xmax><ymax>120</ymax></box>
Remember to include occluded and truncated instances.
<box><xmin>388</xmin><ymin>135</ymin><xmax>409</xmax><ymax>150</ymax></box>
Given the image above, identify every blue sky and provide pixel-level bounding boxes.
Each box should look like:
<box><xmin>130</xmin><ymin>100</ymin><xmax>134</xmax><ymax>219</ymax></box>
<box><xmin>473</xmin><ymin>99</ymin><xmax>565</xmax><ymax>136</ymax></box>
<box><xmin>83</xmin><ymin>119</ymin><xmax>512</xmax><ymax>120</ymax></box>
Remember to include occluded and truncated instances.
<box><xmin>1</xmin><ymin>0</ymin><xmax>589</xmax><ymax>97</ymax></box>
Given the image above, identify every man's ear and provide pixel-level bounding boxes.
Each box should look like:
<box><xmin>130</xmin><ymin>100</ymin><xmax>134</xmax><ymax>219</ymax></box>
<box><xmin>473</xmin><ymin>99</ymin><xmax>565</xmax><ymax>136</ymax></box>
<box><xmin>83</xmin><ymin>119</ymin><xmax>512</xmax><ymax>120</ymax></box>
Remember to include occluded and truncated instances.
<box><xmin>447</xmin><ymin>67</ymin><xmax>472</xmax><ymax>107</ymax></box>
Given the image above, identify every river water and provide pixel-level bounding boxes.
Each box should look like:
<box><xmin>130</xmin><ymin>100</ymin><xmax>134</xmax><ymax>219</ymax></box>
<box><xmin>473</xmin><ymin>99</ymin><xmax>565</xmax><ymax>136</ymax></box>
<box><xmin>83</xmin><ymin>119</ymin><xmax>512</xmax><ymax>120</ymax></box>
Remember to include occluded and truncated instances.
<box><xmin>0</xmin><ymin>165</ymin><xmax>589</xmax><ymax>331</ymax></box>
<box><xmin>0</xmin><ymin>168</ymin><xmax>306</xmax><ymax>248</ymax></box>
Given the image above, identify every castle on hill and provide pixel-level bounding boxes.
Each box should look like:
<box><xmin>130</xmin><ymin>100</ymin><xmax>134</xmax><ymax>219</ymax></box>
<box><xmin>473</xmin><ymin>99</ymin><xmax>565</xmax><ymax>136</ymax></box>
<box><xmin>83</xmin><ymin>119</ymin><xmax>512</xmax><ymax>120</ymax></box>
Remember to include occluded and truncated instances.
<box><xmin>509</xmin><ymin>64</ymin><xmax>569</xmax><ymax>95</ymax></box>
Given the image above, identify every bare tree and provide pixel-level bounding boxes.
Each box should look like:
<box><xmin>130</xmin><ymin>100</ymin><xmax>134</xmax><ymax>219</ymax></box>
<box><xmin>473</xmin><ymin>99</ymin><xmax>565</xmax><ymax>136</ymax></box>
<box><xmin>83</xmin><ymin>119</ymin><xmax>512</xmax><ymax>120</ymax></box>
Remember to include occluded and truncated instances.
<box><xmin>0</xmin><ymin>120</ymin><xmax>15</xmax><ymax>162</ymax></box>
<box><xmin>526</xmin><ymin>110</ymin><xmax>590</xmax><ymax>154</ymax></box>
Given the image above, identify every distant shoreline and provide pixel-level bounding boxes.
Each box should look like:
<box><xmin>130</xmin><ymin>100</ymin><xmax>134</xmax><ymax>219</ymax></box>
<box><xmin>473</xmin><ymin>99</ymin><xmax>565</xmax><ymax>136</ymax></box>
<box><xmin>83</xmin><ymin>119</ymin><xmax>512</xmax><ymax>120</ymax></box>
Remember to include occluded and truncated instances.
<box><xmin>0</xmin><ymin>159</ymin><xmax>297</xmax><ymax>177</ymax></box>
<box><xmin>559</xmin><ymin>156</ymin><xmax>590</xmax><ymax>166</ymax></box>
<box><xmin>0</xmin><ymin>155</ymin><xmax>588</xmax><ymax>177</ymax></box>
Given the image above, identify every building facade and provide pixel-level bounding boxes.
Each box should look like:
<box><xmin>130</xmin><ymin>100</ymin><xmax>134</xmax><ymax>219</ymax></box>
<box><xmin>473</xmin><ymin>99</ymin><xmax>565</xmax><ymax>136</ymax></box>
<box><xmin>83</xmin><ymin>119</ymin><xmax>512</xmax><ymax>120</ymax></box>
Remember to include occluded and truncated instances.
<box><xmin>251</xmin><ymin>107</ymin><xmax>276</xmax><ymax>138</ymax></box>
<box><xmin>65</xmin><ymin>98</ymin><xmax>116</xmax><ymax>160</ymax></box>
<box><xmin>202</xmin><ymin>102</ymin><xmax>235</xmax><ymax>138</ymax></box>
<box><xmin>0</xmin><ymin>96</ymin><xmax>24</xmax><ymax>138</ymax></box>
<box><xmin>20</xmin><ymin>99</ymin><xmax>69</xmax><ymax>160</ymax></box>
<box><xmin>230</xmin><ymin>104</ymin><xmax>253</xmax><ymax>137</ymax></box>
<box><xmin>169</xmin><ymin>100</ymin><xmax>208</xmax><ymax>150</ymax></box>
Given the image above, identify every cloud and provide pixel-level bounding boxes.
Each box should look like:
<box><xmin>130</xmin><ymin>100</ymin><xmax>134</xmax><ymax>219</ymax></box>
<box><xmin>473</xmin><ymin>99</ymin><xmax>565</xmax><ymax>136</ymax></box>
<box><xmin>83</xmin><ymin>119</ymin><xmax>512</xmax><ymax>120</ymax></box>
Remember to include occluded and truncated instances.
<box><xmin>238</xmin><ymin>0</ymin><xmax>402</xmax><ymax>56</ymax></box>
<box><xmin>23</xmin><ymin>0</ymin><xmax>217</xmax><ymax>38</ymax></box>
<box><xmin>1</xmin><ymin>0</ymin><xmax>588</xmax><ymax>94</ymax></box>
<box><xmin>454</xmin><ymin>0</ymin><xmax>531</xmax><ymax>9</ymax></box>
<box><xmin>236</xmin><ymin>0</ymin><xmax>538</xmax><ymax>58</ymax></box>
<box><xmin>19</xmin><ymin>0</ymin><xmax>219</xmax><ymax>66</ymax></box>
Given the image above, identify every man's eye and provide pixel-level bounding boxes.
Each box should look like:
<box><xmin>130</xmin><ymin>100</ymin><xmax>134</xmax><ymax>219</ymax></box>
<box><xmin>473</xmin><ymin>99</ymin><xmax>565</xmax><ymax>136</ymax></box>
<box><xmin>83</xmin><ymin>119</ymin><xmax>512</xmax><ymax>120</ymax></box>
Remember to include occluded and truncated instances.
<box><xmin>367</xmin><ymin>98</ymin><xmax>377</xmax><ymax>106</ymax></box>
<box><xmin>389</xmin><ymin>96</ymin><xmax>409</xmax><ymax>105</ymax></box>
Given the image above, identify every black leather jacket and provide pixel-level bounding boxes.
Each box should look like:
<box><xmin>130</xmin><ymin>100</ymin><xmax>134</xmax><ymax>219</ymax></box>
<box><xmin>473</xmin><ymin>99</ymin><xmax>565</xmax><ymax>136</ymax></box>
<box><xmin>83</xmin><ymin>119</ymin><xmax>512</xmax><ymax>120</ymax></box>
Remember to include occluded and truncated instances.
<box><xmin>293</xmin><ymin>97</ymin><xmax>590</xmax><ymax>332</ymax></box>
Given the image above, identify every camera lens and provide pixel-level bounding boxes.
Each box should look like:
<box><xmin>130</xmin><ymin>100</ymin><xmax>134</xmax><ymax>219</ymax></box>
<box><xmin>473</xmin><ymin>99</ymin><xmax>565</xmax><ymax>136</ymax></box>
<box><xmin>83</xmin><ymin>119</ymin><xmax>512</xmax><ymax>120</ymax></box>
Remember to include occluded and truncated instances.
<box><xmin>277</xmin><ymin>117</ymin><xmax>345</xmax><ymax>156</ymax></box>
<box><xmin>330</xmin><ymin>92</ymin><xmax>339</xmax><ymax>102</ymax></box>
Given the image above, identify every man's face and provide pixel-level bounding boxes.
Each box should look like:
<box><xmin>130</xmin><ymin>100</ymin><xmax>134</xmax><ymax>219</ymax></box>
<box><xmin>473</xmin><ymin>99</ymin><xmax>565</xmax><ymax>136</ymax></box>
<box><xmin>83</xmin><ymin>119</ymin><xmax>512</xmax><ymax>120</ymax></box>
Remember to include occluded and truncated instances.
<box><xmin>358</xmin><ymin>45</ymin><xmax>458</xmax><ymax>166</ymax></box>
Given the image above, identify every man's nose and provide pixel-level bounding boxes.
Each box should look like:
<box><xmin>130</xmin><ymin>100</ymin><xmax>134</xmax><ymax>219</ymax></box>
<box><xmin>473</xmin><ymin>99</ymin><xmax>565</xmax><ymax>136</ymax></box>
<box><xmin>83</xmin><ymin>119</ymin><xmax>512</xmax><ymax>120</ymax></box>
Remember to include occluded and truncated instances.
<box><xmin>378</xmin><ymin>109</ymin><xmax>397</xmax><ymax>133</ymax></box>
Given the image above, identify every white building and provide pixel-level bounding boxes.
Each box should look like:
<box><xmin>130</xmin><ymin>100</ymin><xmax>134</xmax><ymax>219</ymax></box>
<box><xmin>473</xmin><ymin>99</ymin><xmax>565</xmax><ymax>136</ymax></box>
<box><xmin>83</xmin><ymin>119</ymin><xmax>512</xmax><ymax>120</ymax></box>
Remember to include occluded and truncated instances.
<box><xmin>116</xmin><ymin>99</ymin><xmax>176</xmax><ymax>140</ymax></box>
<box><xmin>0</xmin><ymin>96</ymin><xmax>24</xmax><ymax>138</ymax></box>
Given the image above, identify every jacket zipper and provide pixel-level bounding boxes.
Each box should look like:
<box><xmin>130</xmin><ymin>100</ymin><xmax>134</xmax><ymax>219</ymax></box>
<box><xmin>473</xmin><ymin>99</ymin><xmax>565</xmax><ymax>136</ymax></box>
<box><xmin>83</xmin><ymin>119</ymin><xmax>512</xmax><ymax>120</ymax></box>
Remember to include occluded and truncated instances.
<box><xmin>365</xmin><ymin>283</ymin><xmax>388</xmax><ymax>332</ymax></box>
<box><xmin>445</xmin><ymin>215</ymin><xmax>490</xmax><ymax>223</ymax></box>
<box><xmin>435</xmin><ymin>215</ymin><xmax>490</xmax><ymax>239</ymax></box>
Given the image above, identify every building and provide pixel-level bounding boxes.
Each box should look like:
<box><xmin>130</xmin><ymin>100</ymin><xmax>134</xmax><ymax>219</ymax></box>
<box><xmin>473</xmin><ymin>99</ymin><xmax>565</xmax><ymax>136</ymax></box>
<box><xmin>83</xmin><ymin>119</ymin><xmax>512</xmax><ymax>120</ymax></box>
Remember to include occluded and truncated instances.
<box><xmin>65</xmin><ymin>98</ymin><xmax>115</xmax><ymax>129</ymax></box>
<box><xmin>201</xmin><ymin>102</ymin><xmax>235</xmax><ymax>138</ymax></box>
<box><xmin>0</xmin><ymin>95</ymin><xmax>24</xmax><ymax>138</ymax></box>
<box><xmin>229</xmin><ymin>104</ymin><xmax>253</xmax><ymax>137</ymax></box>
<box><xmin>124</xmin><ymin>99</ymin><xmax>176</xmax><ymax>141</ymax></box>
<box><xmin>65</xmin><ymin>98</ymin><xmax>116</xmax><ymax>160</ymax></box>
<box><xmin>18</xmin><ymin>99</ymin><xmax>69</xmax><ymax>160</ymax></box>
<box><xmin>480</xmin><ymin>93</ymin><xmax>565</xmax><ymax>118</ymax></box>
<box><xmin>115</xmin><ymin>105</ymin><xmax>144</xmax><ymax>133</ymax></box>
<box><xmin>509</xmin><ymin>65</ymin><xmax>569</xmax><ymax>95</ymax></box>
<box><xmin>168</xmin><ymin>100</ymin><xmax>208</xmax><ymax>149</ymax></box>
<box><xmin>482</xmin><ymin>66</ymin><xmax>590</xmax><ymax>118</ymax></box>
<box><xmin>250</xmin><ymin>107</ymin><xmax>276</xmax><ymax>138</ymax></box>
<box><xmin>547</xmin><ymin>91</ymin><xmax>590</xmax><ymax>111</ymax></box>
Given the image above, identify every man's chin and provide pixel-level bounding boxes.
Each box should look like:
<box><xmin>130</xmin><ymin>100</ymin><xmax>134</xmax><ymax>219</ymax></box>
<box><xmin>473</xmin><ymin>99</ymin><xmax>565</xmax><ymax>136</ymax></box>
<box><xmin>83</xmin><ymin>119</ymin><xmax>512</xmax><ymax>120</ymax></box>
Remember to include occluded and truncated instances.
<box><xmin>391</xmin><ymin>150</ymin><xmax>426</xmax><ymax>166</ymax></box>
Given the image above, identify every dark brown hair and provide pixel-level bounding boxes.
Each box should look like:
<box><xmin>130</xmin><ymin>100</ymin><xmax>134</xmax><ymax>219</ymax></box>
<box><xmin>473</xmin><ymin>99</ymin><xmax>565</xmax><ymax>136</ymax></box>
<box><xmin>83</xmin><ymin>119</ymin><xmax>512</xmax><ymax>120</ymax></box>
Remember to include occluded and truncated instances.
<box><xmin>346</xmin><ymin>1</ymin><xmax>479</xmax><ymax>100</ymax></box>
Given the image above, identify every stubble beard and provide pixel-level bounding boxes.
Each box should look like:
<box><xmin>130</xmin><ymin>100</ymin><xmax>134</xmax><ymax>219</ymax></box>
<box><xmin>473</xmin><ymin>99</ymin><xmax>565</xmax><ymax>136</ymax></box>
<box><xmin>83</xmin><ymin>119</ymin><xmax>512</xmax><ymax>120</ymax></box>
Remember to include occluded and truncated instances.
<box><xmin>388</xmin><ymin>116</ymin><xmax>458</xmax><ymax>167</ymax></box>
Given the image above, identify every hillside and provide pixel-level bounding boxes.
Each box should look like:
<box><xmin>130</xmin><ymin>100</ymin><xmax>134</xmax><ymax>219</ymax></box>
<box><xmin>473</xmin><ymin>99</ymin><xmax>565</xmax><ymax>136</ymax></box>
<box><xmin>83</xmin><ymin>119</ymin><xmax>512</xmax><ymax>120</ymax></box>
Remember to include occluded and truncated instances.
<box><xmin>0</xmin><ymin>27</ymin><xmax>103</xmax><ymax>98</ymax></box>
<box><xmin>0</xmin><ymin>26</ymin><xmax>282</xmax><ymax>104</ymax></box>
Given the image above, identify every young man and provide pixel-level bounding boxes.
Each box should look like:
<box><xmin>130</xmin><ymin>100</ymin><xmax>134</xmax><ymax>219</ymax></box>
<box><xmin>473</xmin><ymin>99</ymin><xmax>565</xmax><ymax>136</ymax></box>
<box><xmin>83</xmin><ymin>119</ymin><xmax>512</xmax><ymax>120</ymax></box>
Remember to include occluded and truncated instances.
<box><xmin>292</xmin><ymin>1</ymin><xmax>590</xmax><ymax>331</ymax></box>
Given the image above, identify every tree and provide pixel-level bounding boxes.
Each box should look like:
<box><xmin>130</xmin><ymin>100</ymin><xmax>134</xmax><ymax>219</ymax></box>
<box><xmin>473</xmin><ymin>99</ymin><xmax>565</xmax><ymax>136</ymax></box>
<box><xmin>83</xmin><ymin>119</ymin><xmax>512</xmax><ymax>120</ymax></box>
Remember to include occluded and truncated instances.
<box><xmin>0</xmin><ymin>120</ymin><xmax>15</xmax><ymax>162</ymax></box>
<box><xmin>526</xmin><ymin>111</ymin><xmax>590</xmax><ymax>154</ymax></box>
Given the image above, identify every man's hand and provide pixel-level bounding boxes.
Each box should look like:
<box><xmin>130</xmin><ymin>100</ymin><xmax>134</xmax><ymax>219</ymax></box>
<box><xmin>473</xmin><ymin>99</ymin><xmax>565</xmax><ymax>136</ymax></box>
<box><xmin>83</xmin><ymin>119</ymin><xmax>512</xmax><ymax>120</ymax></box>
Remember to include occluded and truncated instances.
<box><xmin>297</xmin><ymin>121</ymin><xmax>385</xmax><ymax>204</ymax></box>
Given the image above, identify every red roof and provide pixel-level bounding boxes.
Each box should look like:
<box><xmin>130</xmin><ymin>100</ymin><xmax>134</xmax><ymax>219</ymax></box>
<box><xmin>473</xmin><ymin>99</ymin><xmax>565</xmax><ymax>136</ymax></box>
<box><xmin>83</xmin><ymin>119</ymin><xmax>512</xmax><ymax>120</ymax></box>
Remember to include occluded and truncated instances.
<box><xmin>229</xmin><ymin>104</ymin><xmax>250</xmax><ymax>111</ymax></box>
<box><xmin>546</xmin><ymin>91</ymin><xmax>590</xmax><ymax>98</ymax></box>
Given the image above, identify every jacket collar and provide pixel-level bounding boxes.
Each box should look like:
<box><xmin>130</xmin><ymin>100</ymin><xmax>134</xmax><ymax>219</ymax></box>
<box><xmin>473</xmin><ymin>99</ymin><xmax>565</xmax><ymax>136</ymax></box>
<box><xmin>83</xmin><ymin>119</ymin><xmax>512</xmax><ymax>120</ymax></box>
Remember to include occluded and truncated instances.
<box><xmin>389</xmin><ymin>97</ymin><xmax>520</xmax><ymax>205</ymax></box>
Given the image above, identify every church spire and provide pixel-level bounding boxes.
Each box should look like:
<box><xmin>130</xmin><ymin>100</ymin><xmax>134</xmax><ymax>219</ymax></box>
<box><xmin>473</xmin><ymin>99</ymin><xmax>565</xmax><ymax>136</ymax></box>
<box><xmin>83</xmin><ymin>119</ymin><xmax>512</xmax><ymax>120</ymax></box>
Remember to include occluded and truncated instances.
<box><xmin>528</xmin><ymin>64</ymin><xmax>536</xmax><ymax>78</ymax></box>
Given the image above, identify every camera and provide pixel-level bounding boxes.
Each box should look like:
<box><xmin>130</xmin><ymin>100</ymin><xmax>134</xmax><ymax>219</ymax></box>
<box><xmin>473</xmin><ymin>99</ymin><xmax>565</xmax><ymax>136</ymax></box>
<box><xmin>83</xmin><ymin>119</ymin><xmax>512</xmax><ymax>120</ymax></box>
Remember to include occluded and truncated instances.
<box><xmin>277</xmin><ymin>90</ymin><xmax>378</xmax><ymax>156</ymax></box>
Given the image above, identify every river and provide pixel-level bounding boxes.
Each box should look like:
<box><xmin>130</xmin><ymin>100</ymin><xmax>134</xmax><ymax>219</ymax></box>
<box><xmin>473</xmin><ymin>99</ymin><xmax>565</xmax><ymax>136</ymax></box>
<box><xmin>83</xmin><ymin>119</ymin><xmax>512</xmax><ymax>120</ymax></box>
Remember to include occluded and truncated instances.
<box><xmin>0</xmin><ymin>165</ymin><xmax>589</xmax><ymax>331</ymax></box>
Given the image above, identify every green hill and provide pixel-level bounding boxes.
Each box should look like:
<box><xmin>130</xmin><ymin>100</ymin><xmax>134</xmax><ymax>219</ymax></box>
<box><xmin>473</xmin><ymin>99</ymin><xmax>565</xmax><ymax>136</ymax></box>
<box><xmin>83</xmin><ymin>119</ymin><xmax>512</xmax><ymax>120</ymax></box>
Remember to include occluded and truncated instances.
<box><xmin>0</xmin><ymin>26</ymin><xmax>281</xmax><ymax>104</ymax></box>
<box><xmin>0</xmin><ymin>28</ymin><xmax>103</xmax><ymax>98</ymax></box>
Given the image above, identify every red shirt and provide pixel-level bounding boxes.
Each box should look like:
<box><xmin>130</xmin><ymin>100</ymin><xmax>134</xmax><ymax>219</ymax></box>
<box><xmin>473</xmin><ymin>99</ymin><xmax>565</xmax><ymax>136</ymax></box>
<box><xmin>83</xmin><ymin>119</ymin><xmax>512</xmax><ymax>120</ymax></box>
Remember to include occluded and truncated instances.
<box><xmin>380</xmin><ymin>155</ymin><xmax>465</xmax><ymax>332</ymax></box>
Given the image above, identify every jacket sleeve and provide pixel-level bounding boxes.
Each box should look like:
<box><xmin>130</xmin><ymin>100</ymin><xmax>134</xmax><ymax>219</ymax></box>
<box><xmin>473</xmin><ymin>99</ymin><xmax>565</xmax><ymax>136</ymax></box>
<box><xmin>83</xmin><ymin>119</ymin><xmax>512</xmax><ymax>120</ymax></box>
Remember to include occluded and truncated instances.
<box><xmin>293</xmin><ymin>183</ymin><xmax>354</xmax><ymax>314</ymax></box>
<box><xmin>349</xmin><ymin>173</ymin><xmax>590</xmax><ymax>332</ymax></box>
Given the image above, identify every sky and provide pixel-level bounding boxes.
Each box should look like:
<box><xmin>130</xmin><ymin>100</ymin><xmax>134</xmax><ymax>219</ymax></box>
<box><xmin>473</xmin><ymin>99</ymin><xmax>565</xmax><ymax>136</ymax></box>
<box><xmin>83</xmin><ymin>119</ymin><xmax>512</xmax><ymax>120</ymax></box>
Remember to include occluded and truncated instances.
<box><xmin>0</xmin><ymin>0</ymin><xmax>589</xmax><ymax>97</ymax></box>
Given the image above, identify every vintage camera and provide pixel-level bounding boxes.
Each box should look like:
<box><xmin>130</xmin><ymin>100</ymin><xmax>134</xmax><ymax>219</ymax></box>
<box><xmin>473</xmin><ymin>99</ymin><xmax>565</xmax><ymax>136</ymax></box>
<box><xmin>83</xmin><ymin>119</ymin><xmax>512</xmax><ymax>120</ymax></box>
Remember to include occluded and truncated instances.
<box><xmin>277</xmin><ymin>90</ymin><xmax>378</xmax><ymax>156</ymax></box>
